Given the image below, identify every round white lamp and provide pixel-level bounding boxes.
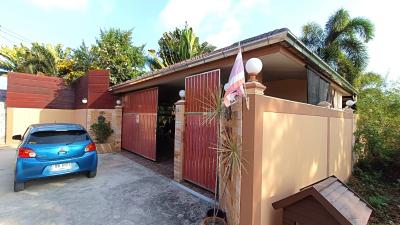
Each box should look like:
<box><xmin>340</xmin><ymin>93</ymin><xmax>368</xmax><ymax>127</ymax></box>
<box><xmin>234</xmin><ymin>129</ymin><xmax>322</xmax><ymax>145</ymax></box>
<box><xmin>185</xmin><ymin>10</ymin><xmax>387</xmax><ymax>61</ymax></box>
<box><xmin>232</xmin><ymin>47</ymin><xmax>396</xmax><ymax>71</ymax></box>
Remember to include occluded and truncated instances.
<box><xmin>82</xmin><ymin>98</ymin><xmax>88</xmax><ymax>104</ymax></box>
<box><xmin>179</xmin><ymin>90</ymin><xmax>185</xmax><ymax>99</ymax></box>
<box><xmin>346</xmin><ymin>99</ymin><xmax>355</xmax><ymax>107</ymax></box>
<box><xmin>224</xmin><ymin>83</ymin><xmax>229</xmax><ymax>91</ymax></box>
<box><xmin>245</xmin><ymin>58</ymin><xmax>263</xmax><ymax>82</ymax></box>
<box><xmin>116</xmin><ymin>99</ymin><xmax>122</xmax><ymax>106</ymax></box>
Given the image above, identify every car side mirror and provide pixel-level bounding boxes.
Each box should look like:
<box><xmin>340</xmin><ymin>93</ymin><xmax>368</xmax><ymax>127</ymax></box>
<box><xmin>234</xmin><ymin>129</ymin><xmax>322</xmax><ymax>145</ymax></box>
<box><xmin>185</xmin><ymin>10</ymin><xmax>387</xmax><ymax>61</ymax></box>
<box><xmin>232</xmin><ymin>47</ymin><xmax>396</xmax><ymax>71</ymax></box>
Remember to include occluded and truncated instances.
<box><xmin>12</xmin><ymin>135</ymin><xmax>22</xmax><ymax>141</ymax></box>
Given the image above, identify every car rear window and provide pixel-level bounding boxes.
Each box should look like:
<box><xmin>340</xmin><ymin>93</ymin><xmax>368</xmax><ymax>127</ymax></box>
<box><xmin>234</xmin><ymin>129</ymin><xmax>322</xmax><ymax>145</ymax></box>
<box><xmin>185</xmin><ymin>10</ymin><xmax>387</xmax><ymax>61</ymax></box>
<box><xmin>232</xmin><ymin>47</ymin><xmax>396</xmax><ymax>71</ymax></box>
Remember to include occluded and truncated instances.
<box><xmin>27</xmin><ymin>130</ymin><xmax>90</xmax><ymax>144</ymax></box>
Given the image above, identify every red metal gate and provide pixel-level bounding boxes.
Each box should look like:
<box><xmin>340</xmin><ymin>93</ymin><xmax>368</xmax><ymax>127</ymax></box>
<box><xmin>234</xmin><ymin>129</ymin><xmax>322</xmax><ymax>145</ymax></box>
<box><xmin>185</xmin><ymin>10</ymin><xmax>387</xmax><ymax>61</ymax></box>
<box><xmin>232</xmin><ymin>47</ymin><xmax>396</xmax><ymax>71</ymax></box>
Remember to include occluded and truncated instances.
<box><xmin>122</xmin><ymin>88</ymin><xmax>158</xmax><ymax>161</ymax></box>
<box><xmin>184</xmin><ymin>70</ymin><xmax>220</xmax><ymax>192</ymax></box>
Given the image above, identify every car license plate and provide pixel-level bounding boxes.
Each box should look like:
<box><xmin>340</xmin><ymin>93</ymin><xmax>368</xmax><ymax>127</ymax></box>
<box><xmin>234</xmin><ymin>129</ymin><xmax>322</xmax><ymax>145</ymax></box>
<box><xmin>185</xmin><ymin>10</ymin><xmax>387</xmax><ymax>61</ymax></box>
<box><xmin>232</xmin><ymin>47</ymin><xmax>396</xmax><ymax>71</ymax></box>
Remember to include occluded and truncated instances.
<box><xmin>51</xmin><ymin>163</ymin><xmax>72</xmax><ymax>171</ymax></box>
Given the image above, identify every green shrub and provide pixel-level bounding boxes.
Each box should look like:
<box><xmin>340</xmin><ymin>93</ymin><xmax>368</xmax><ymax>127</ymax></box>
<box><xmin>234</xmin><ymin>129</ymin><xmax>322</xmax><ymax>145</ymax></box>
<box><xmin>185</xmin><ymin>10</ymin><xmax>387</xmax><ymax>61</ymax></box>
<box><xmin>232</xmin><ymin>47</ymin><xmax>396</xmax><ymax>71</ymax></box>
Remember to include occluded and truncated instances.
<box><xmin>353</xmin><ymin>73</ymin><xmax>400</xmax><ymax>182</ymax></box>
<box><xmin>368</xmin><ymin>195</ymin><xmax>388</xmax><ymax>209</ymax></box>
<box><xmin>90</xmin><ymin>114</ymin><xmax>113</xmax><ymax>143</ymax></box>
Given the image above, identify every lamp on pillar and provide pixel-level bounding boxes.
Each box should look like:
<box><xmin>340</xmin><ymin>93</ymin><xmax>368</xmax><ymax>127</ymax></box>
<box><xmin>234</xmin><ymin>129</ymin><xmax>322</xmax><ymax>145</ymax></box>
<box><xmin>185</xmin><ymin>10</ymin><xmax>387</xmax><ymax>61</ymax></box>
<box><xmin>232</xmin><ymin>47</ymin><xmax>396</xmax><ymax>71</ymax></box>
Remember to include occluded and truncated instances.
<box><xmin>245</xmin><ymin>58</ymin><xmax>263</xmax><ymax>82</ymax></box>
<box><xmin>116</xmin><ymin>99</ymin><xmax>122</xmax><ymax>106</ymax></box>
<box><xmin>81</xmin><ymin>98</ymin><xmax>88</xmax><ymax>104</ymax></box>
<box><xmin>179</xmin><ymin>90</ymin><xmax>185</xmax><ymax>100</ymax></box>
<box><xmin>244</xmin><ymin>58</ymin><xmax>266</xmax><ymax>95</ymax></box>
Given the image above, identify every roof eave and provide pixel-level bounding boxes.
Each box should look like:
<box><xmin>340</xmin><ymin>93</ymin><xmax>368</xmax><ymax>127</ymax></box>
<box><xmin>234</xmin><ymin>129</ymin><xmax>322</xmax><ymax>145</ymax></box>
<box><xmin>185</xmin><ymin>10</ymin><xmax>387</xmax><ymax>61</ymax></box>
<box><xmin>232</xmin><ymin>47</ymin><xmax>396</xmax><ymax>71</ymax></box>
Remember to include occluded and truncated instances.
<box><xmin>110</xmin><ymin>29</ymin><xmax>357</xmax><ymax>95</ymax></box>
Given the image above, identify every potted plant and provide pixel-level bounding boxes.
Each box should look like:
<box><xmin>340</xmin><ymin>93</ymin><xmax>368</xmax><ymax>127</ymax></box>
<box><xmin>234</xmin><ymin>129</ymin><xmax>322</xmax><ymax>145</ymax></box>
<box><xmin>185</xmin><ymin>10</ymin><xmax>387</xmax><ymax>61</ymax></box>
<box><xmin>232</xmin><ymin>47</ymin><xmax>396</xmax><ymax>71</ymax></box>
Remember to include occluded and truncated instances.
<box><xmin>90</xmin><ymin>113</ymin><xmax>113</xmax><ymax>143</ymax></box>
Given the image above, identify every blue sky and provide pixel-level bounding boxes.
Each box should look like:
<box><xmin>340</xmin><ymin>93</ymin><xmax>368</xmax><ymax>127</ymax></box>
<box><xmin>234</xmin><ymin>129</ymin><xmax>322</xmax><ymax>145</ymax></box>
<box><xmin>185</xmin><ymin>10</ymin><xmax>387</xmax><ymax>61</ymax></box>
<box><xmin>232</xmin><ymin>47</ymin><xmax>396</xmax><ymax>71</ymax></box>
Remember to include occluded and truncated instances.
<box><xmin>1</xmin><ymin>0</ymin><xmax>399</xmax><ymax>81</ymax></box>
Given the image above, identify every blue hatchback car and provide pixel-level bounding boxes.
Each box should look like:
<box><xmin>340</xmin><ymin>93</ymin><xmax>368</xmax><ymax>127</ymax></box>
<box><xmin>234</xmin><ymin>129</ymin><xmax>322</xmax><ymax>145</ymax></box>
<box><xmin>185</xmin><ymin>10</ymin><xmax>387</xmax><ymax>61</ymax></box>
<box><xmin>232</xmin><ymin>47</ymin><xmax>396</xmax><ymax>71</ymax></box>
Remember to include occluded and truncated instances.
<box><xmin>13</xmin><ymin>123</ymin><xmax>98</xmax><ymax>192</ymax></box>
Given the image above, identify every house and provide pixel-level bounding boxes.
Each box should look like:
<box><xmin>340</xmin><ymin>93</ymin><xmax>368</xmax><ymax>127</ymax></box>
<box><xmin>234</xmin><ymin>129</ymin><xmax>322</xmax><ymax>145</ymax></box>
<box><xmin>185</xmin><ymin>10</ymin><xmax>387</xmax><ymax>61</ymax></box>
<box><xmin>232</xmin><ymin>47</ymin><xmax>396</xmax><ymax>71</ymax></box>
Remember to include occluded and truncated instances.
<box><xmin>109</xmin><ymin>28</ymin><xmax>356</xmax><ymax>225</ymax></box>
<box><xmin>5</xmin><ymin>28</ymin><xmax>356</xmax><ymax>225</ymax></box>
<box><xmin>272</xmin><ymin>176</ymin><xmax>372</xmax><ymax>225</ymax></box>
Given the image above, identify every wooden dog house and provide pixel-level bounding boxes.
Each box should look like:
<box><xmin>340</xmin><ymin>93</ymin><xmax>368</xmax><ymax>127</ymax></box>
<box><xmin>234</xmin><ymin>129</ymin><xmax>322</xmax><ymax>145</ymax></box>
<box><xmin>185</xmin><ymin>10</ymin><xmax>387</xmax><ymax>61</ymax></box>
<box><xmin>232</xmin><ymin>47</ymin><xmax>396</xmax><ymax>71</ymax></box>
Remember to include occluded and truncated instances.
<box><xmin>272</xmin><ymin>176</ymin><xmax>373</xmax><ymax>225</ymax></box>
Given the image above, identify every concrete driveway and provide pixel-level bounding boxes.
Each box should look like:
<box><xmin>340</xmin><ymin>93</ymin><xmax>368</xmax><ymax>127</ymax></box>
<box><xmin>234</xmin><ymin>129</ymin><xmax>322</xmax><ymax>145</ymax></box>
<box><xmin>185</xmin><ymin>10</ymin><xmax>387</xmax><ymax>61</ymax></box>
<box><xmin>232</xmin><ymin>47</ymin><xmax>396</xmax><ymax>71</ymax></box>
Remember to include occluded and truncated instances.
<box><xmin>0</xmin><ymin>147</ymin><xmax>211</xmax><ymax>225</ymax></box>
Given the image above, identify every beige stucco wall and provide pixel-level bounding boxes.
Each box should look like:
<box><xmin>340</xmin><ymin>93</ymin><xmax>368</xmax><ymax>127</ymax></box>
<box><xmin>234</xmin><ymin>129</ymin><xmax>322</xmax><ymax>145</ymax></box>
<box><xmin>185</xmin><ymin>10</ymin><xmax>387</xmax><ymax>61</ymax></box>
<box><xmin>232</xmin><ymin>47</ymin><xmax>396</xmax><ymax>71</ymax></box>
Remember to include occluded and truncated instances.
<box><xmin>6</xmin><ymin>107</ymin><xmax>122</xmax><ymax>151</ymax></box>
<box><xmin>6</xmin><ymin>107</ymin><xmax>76</xmax><ymax>146</ymax></box>
<box><xmin>74</xmin><ymin>109</ymin><xmax>88</xmax><ymax>129</ymax></box>
<box><xmin>261</xmin><ymin>112</ymin><xmax>329</xmax><ymax>225</ymax></box>
<box><xmin>247</xmin><ymin>95</ymin><xmax>355</xmax><ymax>225</ymax></box>
<box><xmin>329</xmin><ymin>117</ymin><xmax>353</xmax><ymax>181</ymax></box>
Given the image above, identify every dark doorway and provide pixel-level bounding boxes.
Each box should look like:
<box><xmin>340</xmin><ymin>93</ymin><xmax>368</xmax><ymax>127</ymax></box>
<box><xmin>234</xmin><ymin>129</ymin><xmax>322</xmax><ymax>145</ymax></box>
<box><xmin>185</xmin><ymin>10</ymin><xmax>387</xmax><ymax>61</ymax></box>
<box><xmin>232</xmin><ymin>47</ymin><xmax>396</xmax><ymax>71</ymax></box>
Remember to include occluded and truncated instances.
<box><xmin>156</xmin><ymin>86</ymin><xmax>180</xmax><ymax>164</ymax></box>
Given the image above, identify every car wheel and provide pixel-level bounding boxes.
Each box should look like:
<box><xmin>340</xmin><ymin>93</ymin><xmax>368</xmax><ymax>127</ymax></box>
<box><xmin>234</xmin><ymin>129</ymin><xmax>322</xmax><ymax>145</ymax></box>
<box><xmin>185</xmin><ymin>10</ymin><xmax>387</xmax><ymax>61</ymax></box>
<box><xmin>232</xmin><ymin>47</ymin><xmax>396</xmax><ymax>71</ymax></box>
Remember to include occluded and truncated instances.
<box><xmin>14</xmin><ymin>181</ymin><xmax>24</xmax><ymax>192</ymax></box>
<box><xmin>87</xmin><ymin>170</ymin><xmax>97</xmax><ymax>178</ymax></box>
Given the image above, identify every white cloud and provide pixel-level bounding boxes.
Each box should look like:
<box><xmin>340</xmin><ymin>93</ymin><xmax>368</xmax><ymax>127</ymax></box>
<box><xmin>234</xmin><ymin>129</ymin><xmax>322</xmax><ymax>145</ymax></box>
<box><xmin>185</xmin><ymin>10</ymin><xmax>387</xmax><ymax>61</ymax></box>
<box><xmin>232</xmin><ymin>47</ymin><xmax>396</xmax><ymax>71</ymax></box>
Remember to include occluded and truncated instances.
<box><xmin>207</xmin><ymin>18</ymin><xmax>242</xmax><ymax>47</ymax></box>
<box><xmin>160</xmin><ymin>0</ymin><xmax>230</xmax><ymax>29</ymax></box>
<box><xmin>27</xmin><ymin>0</ymin><xmax>89</xmax><ymax>11</ymax></box>
<box><xmin>159</xmin><ymin>0</ymin><xmax>269</xmax><ymax>48</ymax></box>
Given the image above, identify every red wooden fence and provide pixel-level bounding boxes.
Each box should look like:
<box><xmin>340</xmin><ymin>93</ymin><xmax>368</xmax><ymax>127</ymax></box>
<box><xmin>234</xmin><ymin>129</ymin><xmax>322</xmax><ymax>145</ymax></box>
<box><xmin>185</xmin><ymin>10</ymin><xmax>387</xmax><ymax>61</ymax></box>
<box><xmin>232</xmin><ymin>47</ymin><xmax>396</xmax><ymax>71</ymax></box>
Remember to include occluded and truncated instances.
<box><xmin>7</xmin><ymin>72</ymin><xmax>75</xmax><ymax>109</ymax></box>
<box><xmin>7</xmin><ymin>70</ymin><xmax>115</xmax><ymax>109</ymax></box>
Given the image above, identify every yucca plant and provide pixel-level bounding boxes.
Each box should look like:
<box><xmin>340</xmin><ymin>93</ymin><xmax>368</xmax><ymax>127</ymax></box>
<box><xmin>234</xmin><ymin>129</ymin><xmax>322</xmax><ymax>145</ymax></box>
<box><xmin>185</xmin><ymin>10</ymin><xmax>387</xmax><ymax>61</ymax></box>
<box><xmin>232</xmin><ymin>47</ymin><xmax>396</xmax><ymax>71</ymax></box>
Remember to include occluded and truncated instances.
<box><xmin>198</xmin><ymin>87</ymin><xmax>224</xmax><ymax>126</ymax></box>
<box><xmin>198</xmin><ymin>87</ymin><xmax>245</xmax><ymax>225</ymax></box>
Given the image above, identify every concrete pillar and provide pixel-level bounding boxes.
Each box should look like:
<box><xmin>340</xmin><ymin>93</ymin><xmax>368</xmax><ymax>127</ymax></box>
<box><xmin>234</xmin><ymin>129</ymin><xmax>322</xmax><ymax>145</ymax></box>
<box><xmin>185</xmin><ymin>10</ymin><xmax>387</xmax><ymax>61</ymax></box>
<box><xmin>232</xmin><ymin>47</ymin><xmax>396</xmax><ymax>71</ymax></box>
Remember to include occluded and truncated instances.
<box><xmin>244</xmin><ymin>81</ymin><xmax>266</xmax><ymax>95</ymax></box>
<box><xmin>174</xmin><ymin>99</ymin><xmax>185</xmax><ymax>182</ymax></box>
<box><xmin>220</xmin><ymin>98</ymin><xmax>243</xmax><ymax>225</ymax></box>
<box><xmin>112</xmin><ymin>106</ymin><xmax>123</xmax><ymax>151</ymax></box>
<box><xmin>240</xmin><ymin>80</ymin><xmax>266</xmax><ymax>225</ymax></box>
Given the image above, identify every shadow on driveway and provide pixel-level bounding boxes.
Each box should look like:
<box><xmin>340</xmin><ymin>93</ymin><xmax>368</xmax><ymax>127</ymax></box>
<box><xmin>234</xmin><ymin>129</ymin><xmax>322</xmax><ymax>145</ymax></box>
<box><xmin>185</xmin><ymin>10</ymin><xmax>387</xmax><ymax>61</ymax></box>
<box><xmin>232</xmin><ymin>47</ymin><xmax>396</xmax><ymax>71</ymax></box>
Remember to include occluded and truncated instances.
<box><xmin>0</xmin><ymin>148</ymin><xmax>210</xmax><ymax>225</ymax></box>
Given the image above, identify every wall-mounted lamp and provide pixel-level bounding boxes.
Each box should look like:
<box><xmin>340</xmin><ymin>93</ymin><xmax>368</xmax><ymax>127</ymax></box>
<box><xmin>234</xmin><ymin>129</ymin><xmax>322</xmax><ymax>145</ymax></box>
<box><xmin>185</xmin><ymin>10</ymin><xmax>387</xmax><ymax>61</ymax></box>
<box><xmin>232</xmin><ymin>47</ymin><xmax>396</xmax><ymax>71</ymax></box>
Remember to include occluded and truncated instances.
<box><xmin>179</xmin><ymin>90</ymin><xmax>185</xmax><ymax>99</ymax></box>
<box><xmin>82</xmin><ymin>98</ymin><xmax>88</xmax><ymax>104</ymax></box>
<box><xmin>245</xmin><ymin>58</ymin><xmax>263</xmax><ymax>82</ymax></box>
<box><xmin>116</xmin><ymin>99</ymin><xmax>122</xmax><ymax>106</ymax></box>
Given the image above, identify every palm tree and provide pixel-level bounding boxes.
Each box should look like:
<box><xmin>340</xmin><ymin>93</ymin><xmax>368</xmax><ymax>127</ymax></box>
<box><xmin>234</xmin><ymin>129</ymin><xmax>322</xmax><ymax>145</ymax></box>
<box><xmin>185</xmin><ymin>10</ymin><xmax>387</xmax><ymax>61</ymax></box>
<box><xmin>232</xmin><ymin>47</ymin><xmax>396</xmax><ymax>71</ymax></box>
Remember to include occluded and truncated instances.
<box><xmin>0</xmin><ymin>43</ymin><xmax>75</xmax><ymax>77</ymax></box>
<box><xmin>26</xmin><ymin>43</ymin><xmax>58</xmax><ymax>75</ymax></box>
<box><xmin>147</xmin><ymin>23</ymin><xmax>216</xmax><ymax>70</ymax></box>
<box><xmin>0</xmin><ymin>44</ymin><xmax>31</xmax><ymax>73</ymax></box>
<box><xmin>300</xmin><ymin>8</ymin><xmax>374</xmax><ymax>84</ymax></box>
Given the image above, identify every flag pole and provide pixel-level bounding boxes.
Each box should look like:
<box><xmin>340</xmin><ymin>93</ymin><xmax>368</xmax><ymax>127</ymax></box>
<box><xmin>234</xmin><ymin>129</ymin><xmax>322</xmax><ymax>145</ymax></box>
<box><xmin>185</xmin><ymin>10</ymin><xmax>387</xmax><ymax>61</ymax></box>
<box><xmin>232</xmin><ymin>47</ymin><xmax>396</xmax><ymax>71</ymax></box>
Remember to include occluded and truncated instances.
<box><xmin>238</xmin><ymin>42</ymin><xmax>250</xmax><ymax>110</ymax></box>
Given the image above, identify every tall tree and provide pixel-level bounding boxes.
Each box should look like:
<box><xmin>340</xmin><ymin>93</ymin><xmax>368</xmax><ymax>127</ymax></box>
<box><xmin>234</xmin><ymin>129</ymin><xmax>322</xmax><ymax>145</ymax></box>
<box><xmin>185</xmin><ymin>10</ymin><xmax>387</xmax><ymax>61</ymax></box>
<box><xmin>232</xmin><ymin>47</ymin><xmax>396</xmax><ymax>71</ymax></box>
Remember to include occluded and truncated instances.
<box><xmin>91</xmin><ymin>28</ymin><xmax>146</xmax><ymax>85</ymax></box>
<box><xmin>300</xmin><ymin>8</ymin><xmax>374</xmax><ymax>84</ymax></box>
<box><xmin>72</xmin><ymin>41</ymin><xmax>95</xmax><ymax>73</ymax></box>
<box><xmin>148</xmin><ymin>23</ymin><xmax>216</xmax><ymax>70</ymax></box>
<box><xmin>61</xmin><ymin>41</ymin><xmax>98</xmax><ymax>83</ymax></box>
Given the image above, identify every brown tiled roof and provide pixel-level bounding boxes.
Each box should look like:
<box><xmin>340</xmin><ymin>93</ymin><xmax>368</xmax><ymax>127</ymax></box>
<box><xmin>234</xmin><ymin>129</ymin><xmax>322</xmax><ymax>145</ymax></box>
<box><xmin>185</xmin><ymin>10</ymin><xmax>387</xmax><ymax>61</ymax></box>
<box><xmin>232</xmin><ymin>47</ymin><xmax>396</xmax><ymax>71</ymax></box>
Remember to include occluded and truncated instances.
<box><xmin>110</xmin><ymin>28</ymin><xmax>289</xmax><ymax>90</ymax></box>
<box><xmin>110</xmin><ymin>28</ymin><xmax>356</xmax><ymax>94</ymax></box>
<box><xmin>273</xmin><ymin>176</ymin><xmax>373</xmax><ymax>225</ymax></box>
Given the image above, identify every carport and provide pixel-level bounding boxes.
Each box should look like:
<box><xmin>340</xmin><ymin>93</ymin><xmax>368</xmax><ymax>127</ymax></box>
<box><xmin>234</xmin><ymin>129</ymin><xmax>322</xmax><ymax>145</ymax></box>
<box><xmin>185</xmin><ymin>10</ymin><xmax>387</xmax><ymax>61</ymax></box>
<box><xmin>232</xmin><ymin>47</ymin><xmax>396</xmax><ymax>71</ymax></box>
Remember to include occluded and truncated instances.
<box><xmin>119</xmin><ymin>69</ymin><xmax>222</xmax><ymax>192</ymax></box>
<box><xmin>114</xmin><ymin>54</ymin><xmax>306</xmax><ymax>193</ymax></box>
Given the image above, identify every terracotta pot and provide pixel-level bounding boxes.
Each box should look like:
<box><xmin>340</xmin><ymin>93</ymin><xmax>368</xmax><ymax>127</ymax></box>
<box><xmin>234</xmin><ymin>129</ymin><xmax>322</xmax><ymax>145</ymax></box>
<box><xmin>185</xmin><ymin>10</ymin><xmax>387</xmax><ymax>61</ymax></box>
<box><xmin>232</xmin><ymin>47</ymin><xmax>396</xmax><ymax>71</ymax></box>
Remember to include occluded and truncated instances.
<box><xmin>202</xmin><ymin>217</ymin><xmax>227</xmax><ymax>225</ymax></box>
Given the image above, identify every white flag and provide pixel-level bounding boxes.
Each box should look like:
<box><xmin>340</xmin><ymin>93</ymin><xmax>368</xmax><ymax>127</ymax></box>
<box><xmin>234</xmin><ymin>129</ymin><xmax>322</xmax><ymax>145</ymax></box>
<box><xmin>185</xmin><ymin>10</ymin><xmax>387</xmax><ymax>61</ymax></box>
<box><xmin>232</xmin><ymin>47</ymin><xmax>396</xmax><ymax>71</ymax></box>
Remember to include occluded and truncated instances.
<box><xmin>223</xmin><ymin>49</ymin><xmax>245</xmax><ymax>107</ymax></box>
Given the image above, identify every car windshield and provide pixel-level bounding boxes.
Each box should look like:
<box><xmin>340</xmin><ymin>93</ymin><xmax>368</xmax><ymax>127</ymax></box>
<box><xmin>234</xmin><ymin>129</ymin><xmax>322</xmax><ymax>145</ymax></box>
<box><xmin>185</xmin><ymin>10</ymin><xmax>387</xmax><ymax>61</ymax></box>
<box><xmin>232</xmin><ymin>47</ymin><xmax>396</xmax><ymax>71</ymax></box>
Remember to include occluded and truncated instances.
<box><xmin>27</xmin><ymin>130</ymin><xmax>89</xmax><ymax>144</ymax></box>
